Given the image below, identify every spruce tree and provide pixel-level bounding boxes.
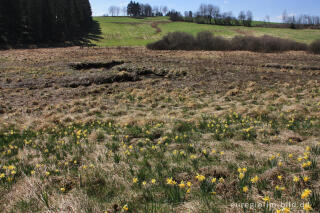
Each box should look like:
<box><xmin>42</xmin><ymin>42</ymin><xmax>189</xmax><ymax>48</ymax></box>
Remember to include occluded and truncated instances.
<box><xmin>0</xmin><ymin>0</ymin><xmax>93</xmax><ymax>45</ymax></box>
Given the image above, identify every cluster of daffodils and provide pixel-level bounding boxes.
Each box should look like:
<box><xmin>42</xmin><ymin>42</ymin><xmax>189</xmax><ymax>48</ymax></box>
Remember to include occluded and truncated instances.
<box><xmin>74</xmin><ymin>129</ymin><xmax>88</xmax><ymax>144</ymax></box>
<box><xmin>0</xmin><ymin>165</ymin><xmax>17</xmax><ymax>182</ymax></box>
<box><xmin>167</xmin><ymin>178</ymin><xmax>192</xmax><ymax>193</ymax></box>
<box><xmin>1</xmin><ymin>144</ymin><xmax>18</xmax><ymax>156</ymax></box>
<box><xmin>132</xmin><ymin>177</ymin><xmax>158</xmax><ymax>186</ymax></box>
<box><xmin>298</xmin><ymin>146</ymin><xmax>313</xmax><ymax>169</ymax></box>
<box><xmin>0</xmin><ymin>111</ymin><xmax>319</xmax><ymax>213</ymax></box>
<box><xmin>237</xmin><ymin>167</ymin><xmax>247</xmax><ymax>180</ymax></box>
<box><xmin>286</xmin><ymin>116</ymin><xmax>296</xmax><ymax>129</ymax></box>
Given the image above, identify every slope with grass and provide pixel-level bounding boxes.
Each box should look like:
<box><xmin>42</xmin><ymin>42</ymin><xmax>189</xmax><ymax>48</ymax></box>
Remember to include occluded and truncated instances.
<box><xmin>92</xmin><ymin>16</ymin><xmax>320</xmax><ymax>47</ymax></box>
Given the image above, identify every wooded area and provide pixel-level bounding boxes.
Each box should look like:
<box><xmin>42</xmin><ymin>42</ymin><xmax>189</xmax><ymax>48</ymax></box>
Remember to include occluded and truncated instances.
<box><xmin>0</xmin><ymin>0</ymin><xmax>92</xmax><ymax>46</ymax></box>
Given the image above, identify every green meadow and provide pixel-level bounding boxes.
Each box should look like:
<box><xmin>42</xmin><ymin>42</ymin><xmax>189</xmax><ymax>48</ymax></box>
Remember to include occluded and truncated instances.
<box><xmin>92</xmin><ymin>16</ymin><xmax>320</xmax><ymax>47</ymax></box>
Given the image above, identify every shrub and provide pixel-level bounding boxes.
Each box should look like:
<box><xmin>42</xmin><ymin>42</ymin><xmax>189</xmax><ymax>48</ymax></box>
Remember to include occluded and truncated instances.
<box><xmin>231</xmin><ymin>35</ymin><xmax>307</xmax><ymax>52</ymax></box>
<box><xmin>309</xmin><ymin>39</ymin><xmax>320</xmax><ymax>54</ymax></box>
<box><xmin>260</xmin><ymin>35</ymin><xmax>307</xmax><ymax>52</ymax></box>
<box><xmin>230</xmin><ymin>35</ymin><xmax>253</xmax><ymax>51</ymax></box>
<box><xmin>196</xmin><ymin>31</ymin><xmax>229</xmax><ymax>50</ymax></box>
<box><xmin>147</xmin><ymin>31</ymin><xmax>308</xmax><ymax>53</ymax></box>
<box><xmin>194</xmin><ymin>16</ymin><xmax>206</xmax><ymax>24</ymax></box>
<box><xmin>169</xmin><ymin>12</ymin><xmax>183</xmax><ymax>22</ymax></box>
<box><xmin>147</xmin><ymin>32</ymin><xmax>196</xmax><ymax>50</ymax></box>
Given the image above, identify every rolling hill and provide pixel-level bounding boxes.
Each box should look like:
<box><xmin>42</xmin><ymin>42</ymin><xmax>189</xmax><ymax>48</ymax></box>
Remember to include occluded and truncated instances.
<box><xmin>91</xmin><ymin>16</ymin><xmax>320</xmax><ymax>47</ymax></box>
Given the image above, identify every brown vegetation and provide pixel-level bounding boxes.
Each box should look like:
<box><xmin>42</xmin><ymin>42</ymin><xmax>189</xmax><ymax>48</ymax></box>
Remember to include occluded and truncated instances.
<box><xmin>309</xmin><ymin>39</ymin><xmax>320</xmax><ymax>54</ymax></box>
<box><xmin>147</xmin><ymin>31</ymin><xmax>309</xmax><ymax>53</ymax></box>
<box><xmin>0</xmin><ymin>47</ymin><xmax>320</xmax><ymax>212</ymax></box>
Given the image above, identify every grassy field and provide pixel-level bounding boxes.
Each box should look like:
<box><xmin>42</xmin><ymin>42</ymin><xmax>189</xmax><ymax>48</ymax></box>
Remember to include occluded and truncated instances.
<box><xmin>0</xmin><ymin>47</ymin><xmax>320</xmax><ymax>212</ymax></box>
<box><xmin>92</xmin><ymin>16</ymin><xmax>320</xmax><ymax>47</ymax></box>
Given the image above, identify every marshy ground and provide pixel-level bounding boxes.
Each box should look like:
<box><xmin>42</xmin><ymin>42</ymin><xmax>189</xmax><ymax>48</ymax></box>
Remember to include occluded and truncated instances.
<box><xmin>0</xmin><ymin>47</ymin><xmax>320</xmax><ymax>212</ymax></box>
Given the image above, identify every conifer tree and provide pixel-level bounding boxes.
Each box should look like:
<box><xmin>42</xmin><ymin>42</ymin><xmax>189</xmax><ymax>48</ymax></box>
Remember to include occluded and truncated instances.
<box><xmin>0</xmin><ymin>0</ymin><xmax>93</xmax><ymax>45</ymax></box>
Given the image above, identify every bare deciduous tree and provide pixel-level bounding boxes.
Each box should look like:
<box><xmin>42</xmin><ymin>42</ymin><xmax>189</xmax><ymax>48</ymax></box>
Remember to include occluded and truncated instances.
<box><xmin>282</xmin><ymin>10</ymin><xmax>288</xmax><ymax>23</ymax></box>
<box><xmin>238</xmin><ymin>11</ymin><xmax>246</xmax><ymax>25</ymax></box>
<box><xmin>122</xmin><ymin>7</ymin><xmax>127</xmax><ymax>16</ymax></box>
<box><xmin>162</xmin><ymin>6</ymin><xmax>168</xmax><ymax>16</ymax></box>
<box><xmin>199</xmin><ymin>4</ymin><xmax>208</xmax><ymax>17</ymax></box>
<box><xmin>108</xmin><ymin>6</ymin><xmax>115</xmax><ymax>16</ymax></box>
<box><xmin>109</xmin><ymin>6</ymin><xmax>120</xmax><ymax>16</ymax></box>
<box><xmin>115</xmin><ymin>6</ymin><xmax>120</xmax><ymax>16</ymax></box>
<box><xmin>152</xmin><ymin>6</ymin><xmax>159</xmax><ymax>16</ymax></box>
<box><xmin>212</xmin><ymin>6</ymin><xmax>220</xmax><ymax>24</ymax></box>
<box><xmin>265</xmin><ymin>15</ymin><xmax>270</xmax><ymax>23</ymax></box>
<box><xmin>207</xmin><ymin>4</ymin><xmax>215</xmax><ymax>24</ymax></box>
<box><xmin>246</xmin><ymin>10</ymin><xmax>253</xmax><ymax>26</ymax></box>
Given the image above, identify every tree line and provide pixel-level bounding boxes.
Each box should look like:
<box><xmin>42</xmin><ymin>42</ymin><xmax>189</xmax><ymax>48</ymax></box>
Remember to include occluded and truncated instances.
<box><xmin>108</xmin><ymin>2</ymin><xmax>253</xmax><ymax>27</ymax></box>
<box><xmin>169</xmin><ymin>4</ymin><xmax>253</xmax><ymax>27</ymax></box>
<box><xmin>282</xmin><ymin>10</ymin><xmax>320</xmax><ymax>28</ymax></box>
<box><xmin>0</xmin><ymin>0</ymin><xmax>93</xmax><ymax>46</ymax></box>
<box><xmin>107</xmin><ymin>1</ymin><xmax>168</xmax><ymax>17</ymax></box>
<box><xmin>108</xmin><ymin>2</ymin><xmax>320</xmax><ymax>29</ymax></box>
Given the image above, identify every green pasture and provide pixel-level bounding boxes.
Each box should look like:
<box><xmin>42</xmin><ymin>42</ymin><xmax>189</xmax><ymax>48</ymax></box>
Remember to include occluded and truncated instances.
<box><xmin>91</xmin><ymin>16</ymin><xmax>320</xmax><ymax>46</ymax></box>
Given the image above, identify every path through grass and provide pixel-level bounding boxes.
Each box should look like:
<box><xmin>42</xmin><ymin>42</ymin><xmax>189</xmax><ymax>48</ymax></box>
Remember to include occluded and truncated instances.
<box><xmin>92</xmin><ymin>16</ymin><xmax>320</xmax><ymax>46</ymax></box>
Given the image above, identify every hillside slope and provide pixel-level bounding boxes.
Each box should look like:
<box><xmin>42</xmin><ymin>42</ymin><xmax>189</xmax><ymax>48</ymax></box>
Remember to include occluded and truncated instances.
<box><xmin>91</xmin><ymin>16</ymin><xmax>320</xmax><ymax>47</ymax></box>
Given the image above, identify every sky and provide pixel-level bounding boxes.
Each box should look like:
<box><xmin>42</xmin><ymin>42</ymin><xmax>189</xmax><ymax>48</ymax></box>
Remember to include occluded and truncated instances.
<box><xmin>89</xmin><ymin>0</ymin><xmax>320</xmax><ymax>22</ymax></box>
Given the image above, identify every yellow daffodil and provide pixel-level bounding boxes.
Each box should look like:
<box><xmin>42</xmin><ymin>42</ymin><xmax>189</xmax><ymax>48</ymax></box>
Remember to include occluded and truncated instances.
<box><xmin>8</xmin><ymin>165</ymin><xmax>15</xmax><ymax>170</ymax></box>
<box><xmin>262</xmin><ymin>196</ymin><xmax>270</xmax><ymax>203</ymax></box>
<box><xmin>195</xmin><ymin>174</ymin><xmax>205</xmax><ymax>182</ymax></box>
<box><xmin>282</xmin><ymin>207</ymin><xmax>290</xmax><ymax>213</ymax></box>
<box><xmin>179</xmin><ymin>181</ymin><xmax>185</xmax><ymax>188</ymax></box>
<box><xmin>190</xmin><ymin>154</ymin><xmax>197</xmax><ymax>159</ymax></box>
<box><xmin>251</xmin><ymin>175</ymin><xmax>259</xmax><ymax>184</ymax></box>
<box><xmin>301</xmin><ymin>189</ymin><xmax>312</xmax><ymax>199</ymax></box>
<box><xmin>303</xmin><ymin>203</ymin><xmax>312</xmax><ymax>212</ymax></box>
<box><xmin>269</xmin><ymin>155</ymin><xmax>276</xmax><ymax>161</ymax></box>
<box><xmin>167</xmin><ymin>177</ymin><xmax>176</xmax><ymax>185</ymax></box>
<box><xmin>133</xmin><ymin>177</ymin><xmax>138</xmax><ymax>183</ymax></box>
<box><xmin>239</xmin><ymin>173</ymin><xmax>245</xmax><ymax>180</ymax></box>
<box><xmin>123</xmin><ymin>204</ymin><xmax>128</xmax><ymax>211</ymax></box>
<box><xmin>219</xmin><ymin>177</ymin><xmax>224</xmax><ymax>183</ymax></box>
<box><xmin>243</xmin><ymin>186</ymin><xmax>248</xmax><ymax>193</ymax></box>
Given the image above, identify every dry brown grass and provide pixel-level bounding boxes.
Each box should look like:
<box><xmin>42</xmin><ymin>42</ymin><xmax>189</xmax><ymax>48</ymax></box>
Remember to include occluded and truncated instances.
<box><xmin>0</xmin><ymin>47</ymin><xmax>320</xmax><ymax>212</ymax></box>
